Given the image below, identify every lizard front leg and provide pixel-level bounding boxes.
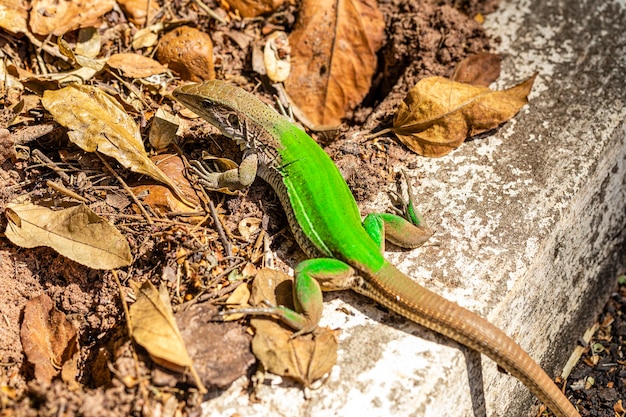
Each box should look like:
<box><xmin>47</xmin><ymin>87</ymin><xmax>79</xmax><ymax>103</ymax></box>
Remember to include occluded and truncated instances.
<box><xmin>192</xmin><ymin>152</ymin><xmax>258</xmax><ymax>192</ymax></box>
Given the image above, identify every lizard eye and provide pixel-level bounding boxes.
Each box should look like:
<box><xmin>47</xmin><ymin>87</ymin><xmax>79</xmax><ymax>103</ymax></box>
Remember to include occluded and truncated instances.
<box><xmin>228</xmin><ymin>113</ymin><xmax>239</xmax><ymax>127</ymax></box>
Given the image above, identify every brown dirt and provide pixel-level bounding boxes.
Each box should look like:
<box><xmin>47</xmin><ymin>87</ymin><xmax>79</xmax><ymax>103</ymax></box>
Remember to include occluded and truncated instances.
<box><xmin>0</xmin><ymin>0</ymin><xmax>620</xmax><ymax>416</ymax></box>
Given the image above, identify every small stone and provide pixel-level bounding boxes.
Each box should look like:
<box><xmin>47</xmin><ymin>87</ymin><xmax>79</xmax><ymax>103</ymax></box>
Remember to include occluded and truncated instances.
<box><xmin>156</xmin><ymin>26</ymin><xmax>215</xmax><ymax>82</ymax></box>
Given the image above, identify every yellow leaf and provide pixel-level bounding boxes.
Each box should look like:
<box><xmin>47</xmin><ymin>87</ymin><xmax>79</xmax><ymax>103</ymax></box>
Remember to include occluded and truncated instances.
<box><xmin>129</xmin><ymin>281</ymin><xmax>207</xmax><ymax>393</ymax></box>
<box><xmin>4</xmin><ymin>203</ymin><xmax>132</xmax><ymax>269</ymax></box>
<box><xmin>392</xmin><ymin>74</ymin><xmax>537</xmax><ymax>157</ymax></box>
<box><xmin>41</xmin><ymin>84</ymin><xmax>194</xmax><ymax>206</ymax></box>
<box><xmin>284</xmin><ymin>0</ymin><xmax>385</xmax><ymax>127</ymax></box>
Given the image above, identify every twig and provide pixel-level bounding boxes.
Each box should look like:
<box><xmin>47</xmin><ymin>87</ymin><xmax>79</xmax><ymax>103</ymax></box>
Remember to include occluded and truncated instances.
<box><xmin>32</xmin><ymin>149</ymin><xmax>71</xmax><ymax>182</ymax></box>
<box><xmin>207</xmin><ymin>198</ymin><xmax>232</xmax><ymax>257</ymax></box>
<box><xmin>45</xmin><ymin>180</ymin><xmax>91</xmax><ymax>203</ymax></box>
<box><xmin>192</xmin><ymin>0</ymin><xmax>227</xmax><ymax>24</ymax></box>
<box><xmin>96</xmin><ymin>153</ymin><xmax>155</xmax><ymax>225</ymax></box>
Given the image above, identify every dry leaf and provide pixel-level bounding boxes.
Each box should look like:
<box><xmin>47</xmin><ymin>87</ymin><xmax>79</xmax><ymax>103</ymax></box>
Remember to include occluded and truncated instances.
<box><xmin>41</xmin><ymin>84</ymin><xmax>194</xmax><ymax>206</ymax></box>
<box><xmin>0</xmin><ymin>0</ymin><xmax>29</xmax><ymax>35</ymax></box>
<box><xmin>238</xmin><ymin>218</ymin><xmax>261</xmax><ymax>241</ymax></box>
<box><xmin>4</xmin><ymin>203</ymin><xmax>132</xmax><ymax>270</ymax></box>
<box><xmin>117</xmin><ymin>0</ymin><xmax>160</xmax><ymax>26</ymax></box>
<box><xmin>222</xmin><ymin>282</ymin><xmax>252</xmax><ymax>321</ymax></box>
<box><xmin>0</xmin><ymin>128</ymin><xmax>16</xmax><ymax>164</ymax></box>
<box><xmin>249</xmin><ymin>269</ymin><xmax>338</xmax><ymax>386</ymax></box>
<box><xmin>264</xmin><ymin>31</ymin><xmax>290</xmax><ymax>82</ymax></box>
<box><xmin>129</xmin><ymin>281</ymin><xmax>207</xmax><ymax>393</ymax></box>
<box><xmin>20</xmin><ymin>294</ymin><xmax>79</xmax><ymax>385</ymax></box>
<box><xmin>284</xmin><ymin>0</ymin><xmax>384</xmax><ymax>127</ymax></box>
<box><xmin>156</xmin><ymin>27</ymin><xmax>215</xmax><ymax>82</ymax></box>
<box><xmin>29</xmin><ymin>0</ymin><xmax>115</xmax><ymax>36</ymax></box>
<box><xmin>452</xmin><ymin>52</ymin><xmax>502</xmax><ymax>87</ymax></box>
<box><xmin>392</xmin><ymin>74</ymin><xmax>537</xmax><ymax>157</ymax></box>
<box><xmin>131</xmin><ymin>154</ymin><xmax>200</xmax><ymax>214</ymax></box>
<box><xmin>107</xmin><ymin>53</ymin><xmax>169</xmax><ymax>78</ymax></box>
<box><xmin>222</xmin><ymin>0</ymin><xmax>285</xmax><ymax>18</ymax></box>
<box><xmin>148</xmin><ymin>108</ymin><xmax>179</xmax><ymax>150</ymax></box>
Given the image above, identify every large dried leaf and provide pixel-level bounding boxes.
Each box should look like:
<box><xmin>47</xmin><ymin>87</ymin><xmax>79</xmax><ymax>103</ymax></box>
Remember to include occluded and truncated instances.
<box><xmin>29</xmin><ymin>0</ymin><xmax>115</xmax><ymax>36</ymax></box>
<box><xmin>249</xmin><ymin>269</ymin><xmax>338</xmax><ymax>386</ymax></box>
<box><xmin>284</xmin><ymin>0</ymin><xmax>384</xmax><ymax>127</ymax></box>
<box><xmin>129</xmin><ymin>281</ymin><xmax>207</xmax><ymax>393</ymax></box>
<box><xmin>0</xmin><ymin>0</ymin><xmax>29</xmax><ymax>35</ymax></box>
<box><xmin>41</xmin><ymin>84</ymin><xmax>193</xmax><ymax>205</ymax></box>
<box><xmin>393</xmin><ymin>74</ymin><xmax>537</xmax><ymax>157</ymax></box>
<box><xmin>20</xmin><ymin>294</ymin><xmax>79</xmax><ymax>385</ymax></box>
<box><xmin>4</xmin><ymin>203</ymin><xmax>132</xmax><ymax>269</ymax></box>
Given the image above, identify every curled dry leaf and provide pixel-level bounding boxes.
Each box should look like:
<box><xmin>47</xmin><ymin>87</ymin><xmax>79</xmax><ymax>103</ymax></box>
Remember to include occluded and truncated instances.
<box><xmin>249</xmin><ymin>269</ymin><xmax>338</xmax><ymax>386</ymax></box>
<box><xmin>41</xmin><ymin>84</ymin><xmax>194</xmax><ymax>206</ymax></box>
<box><xmin>284</xmin><ymin>0</ymin><xmax>385</xmax><ymax>128</ymax></box>
<box><xmin>393</xmin><ymin>74</ymin><xmax>537</xmax><ymax>157</ymax></box>
<box><xmin>129</xmin><ymin>281</ymin><xmax>207</xmax><ymax>393</ymax></box>
<box><xmin>264</xmin><ymin>31</ymin><xmax>291</xmax><ymax>83</ymax></box>
<box><xmin>20</xmin><ymin>293</ymin><xmax>79</xmax><ymax>385</ymax></box>
<box><xmin>29</xmin><ymin>0</ymin><xmax>115</xmax><ymax>36</ymax></box>
<box><xmin>4</xmin><ymin>202</ymin><xmax>132</xmax><ymax>269</ymax></box>
<box><xmin>222</xmin><ymin>0</ymin><xmax>285</xmax><ymax>18</ymax></box>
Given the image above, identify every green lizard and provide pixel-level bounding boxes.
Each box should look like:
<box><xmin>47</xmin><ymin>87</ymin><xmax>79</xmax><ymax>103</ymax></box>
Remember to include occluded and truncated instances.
<box><xmin>173</xmin><ymin>80</ymin><xmax>580</xmax><ymax>417</ymax></box>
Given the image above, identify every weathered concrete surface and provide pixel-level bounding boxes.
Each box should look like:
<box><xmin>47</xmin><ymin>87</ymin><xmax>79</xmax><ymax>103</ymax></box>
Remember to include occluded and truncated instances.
<box><xmin>201</xmin><ymin>0</ymin><xmax>626</xmax><ymax>416</ymax></box>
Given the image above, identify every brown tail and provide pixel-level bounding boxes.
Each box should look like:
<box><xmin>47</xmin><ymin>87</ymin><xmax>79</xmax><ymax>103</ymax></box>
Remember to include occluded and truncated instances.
<box><xmin>358</xmin><ymin>263</ymin><xmax>580</xmax><ymax>417</ymax></box>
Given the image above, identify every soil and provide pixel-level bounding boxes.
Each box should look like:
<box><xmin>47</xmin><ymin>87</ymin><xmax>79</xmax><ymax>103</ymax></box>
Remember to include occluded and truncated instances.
<box><xmin>0</xmin><ymin>0</ymin><xmax>622</xmax><ymax>416</ymax></box>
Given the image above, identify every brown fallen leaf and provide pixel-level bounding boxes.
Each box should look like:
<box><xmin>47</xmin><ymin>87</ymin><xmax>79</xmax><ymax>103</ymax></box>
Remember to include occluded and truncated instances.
<box><xmin>20</xmin><ymin>294</ymin><xmax>79</xmax><ymax>385</ymax></box>
<box><xmin>4</xmin><ymin>202</ymin><xmax>132</xmax><ymax>270</ymax></box>
<box><xmin>284</xmin><ymin>0</ymin><xmax>385</xmax><ymax>128</ymax></box>
<box><xmin>107</xmin><ymin>53</ymin><xmax>169</xmax><ymax>78</ymax></box>
<box><xmin>0</xmin><ymin>0</ymin><xmax>29</xmax><ymax>35</ymax></box>
<box><xmin>131</xmin><ymin>154</ymin><xmax>200</xmax><ymax>214</ymax></box>
<box><xmin>117</xmin><ymin>0</ymin><xmax>160</xmax><ymax>26</ymax></box>
<box><xmin>452</xmin><ymin>52</ymin><xmax>502</xmax><ymax>87</ymax></box>
<box><xmin>129</xmin><ymin>281</ymin><xmax>207</xmax><ymax>393</ymax></box>
<box><xmin>29</xmin><ymin>0</ymin><xmax>115</xmax><ymax>36</ymax></box>
<box><xmin>249</xmin><ymin>269</ymin><xmax>338</xmax><ymax>386</ymax></box>
<box><xmin>41</xmin><ymin>84</ymin><xmax>195</xmax><ymax>206</ymax></box>
<box><xmin>392</xmin><ymin>74</ymin><xmax>537</xmax><ymax>157</ymax></box>
<box><xmin>222</xmin><ymin>0</ymin><xmax>285</xmax><ymax>18</ymax></box>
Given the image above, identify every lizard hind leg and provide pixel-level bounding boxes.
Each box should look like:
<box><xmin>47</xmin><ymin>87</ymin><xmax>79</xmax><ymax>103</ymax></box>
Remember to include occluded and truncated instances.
<box><xmin>224</xmin><ymin>258</ymin><xmax>357</xmax><ymax>336</ymax></box>
<box><xmin>362</xmin><ymin>212</ymin><xmax>433</xmax><ymax>252</ymax></box>
<box><xmin>362</xmin><ymin>171</ymin><xmax>434</xmax><ymax>252</ymax></box>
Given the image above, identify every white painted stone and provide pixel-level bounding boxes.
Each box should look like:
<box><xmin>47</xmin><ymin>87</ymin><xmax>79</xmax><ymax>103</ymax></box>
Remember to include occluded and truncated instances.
<box><xmin>201</xmin><ymin>0</ymin><xmax>626</xmax><ymax>416</ymax></box>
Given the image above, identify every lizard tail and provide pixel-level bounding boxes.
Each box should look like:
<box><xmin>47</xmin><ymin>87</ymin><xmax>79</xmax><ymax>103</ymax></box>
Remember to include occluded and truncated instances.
<box><xmin>357</xmin><ymin>263</ymin><xmax>580</xmax><ymax>417</ymax></box>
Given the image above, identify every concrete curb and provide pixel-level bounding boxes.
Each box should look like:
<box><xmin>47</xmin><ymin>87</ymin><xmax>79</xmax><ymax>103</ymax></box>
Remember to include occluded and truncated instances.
<box><xmin>201</xmin><ymin>0</ymin><xmax>626</xmax><ymax>416</ymax></box>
